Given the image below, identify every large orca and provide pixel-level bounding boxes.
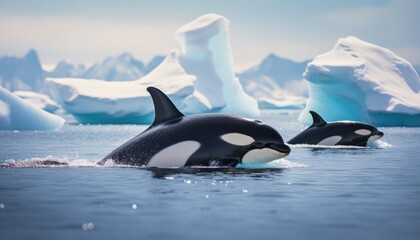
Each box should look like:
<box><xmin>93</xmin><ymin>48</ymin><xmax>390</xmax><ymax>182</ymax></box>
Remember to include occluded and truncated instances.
<box><xmin>98</xmin><ymin>87</ymin><xmax>290</xmax><ymax>167</ymax></box>
<box><xmin>288</xmin><ymin>111</ymin><xmax>384</xmax><ymax>147</ymax></box>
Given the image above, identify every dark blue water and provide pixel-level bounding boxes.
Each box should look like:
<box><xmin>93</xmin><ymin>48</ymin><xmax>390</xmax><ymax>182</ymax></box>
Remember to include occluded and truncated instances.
<box><xmin>1</xmin><ymin>110</ymin><xmax>420</xmax><ymax>240</ymax></box>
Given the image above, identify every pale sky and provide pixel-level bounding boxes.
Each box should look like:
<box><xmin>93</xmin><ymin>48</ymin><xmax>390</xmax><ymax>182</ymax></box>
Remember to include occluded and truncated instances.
<box><xmin>0</xmin><ymin>0</ymin><xmax>419</xmax><ymax>68</ymax></box>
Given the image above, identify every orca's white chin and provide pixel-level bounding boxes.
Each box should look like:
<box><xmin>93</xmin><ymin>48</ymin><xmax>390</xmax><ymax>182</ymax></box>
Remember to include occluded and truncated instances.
<box><xmin>367</xmin><ymin>132</ymin><xmax>384</xmax><ymax>143</ymax></box>
<box><xmin>242</xmin><ymin>148</ymin><xmax>289</xmax><ymax>163</ymax></box>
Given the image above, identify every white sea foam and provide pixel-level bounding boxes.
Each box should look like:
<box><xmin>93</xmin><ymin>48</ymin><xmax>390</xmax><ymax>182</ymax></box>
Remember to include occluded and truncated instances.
<box><xmin>237</xmin><ymin>158</ymin><xmax>310</xmax><ymax>169</ymax></box>
<box><xmin>368</xmin><ymin>140</ymin><xmax>392</xmax><ymax>148</ymax></box>
<box><xmin>289</xmin><ymin>144</ymin><xmax>365</xmax><ymax>149</ymax></box>
<box><xmin>1</xmin><ymin>156</ymin><xmax>98</xmax><ymax>168</ymax></box>
<box><xmin>289</xmin><ymin>141</ymin><xmax>392</xmax><ymax>149</ymax></box>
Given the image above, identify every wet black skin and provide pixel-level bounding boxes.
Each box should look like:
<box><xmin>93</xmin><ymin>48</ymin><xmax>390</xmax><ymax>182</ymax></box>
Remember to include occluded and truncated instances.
<box><xmin>288</xmin><ymin>111</ymin><xmax>384</xmax><ymax>147</ymax></box>
<box><xmin>99</xmin><ymin>87</ymin><xmax>290</xmax><ymax>167</ymax></box>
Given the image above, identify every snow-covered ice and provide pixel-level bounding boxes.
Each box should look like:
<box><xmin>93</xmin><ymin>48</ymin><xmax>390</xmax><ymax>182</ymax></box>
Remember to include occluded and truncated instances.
<box><xmin>299</xmin><ymin>36</ymin><xmax>420</xmax><ymax>126</ymax></box>
<box><xmin>13</xmin><ymin>91</ymin><xmax>60</xmax><ymax>113</ymax></box>
<box><xmin>0</xmin><ymin>86</ymin><xmax>64</xmax><ymax>130</ymax></box>
<box><xmin>47</xmin><ymin>13</ymin><xmax>259</xmax><ymax>123</ymax></box>
<box><xmin>176</xmin><ymin>13</ymin><xmax>259</xmax><ymax>117</ymax></box>
<box><xmin>46</xmin><ymin>51</ymin><xmax>196</xmax><ymax>124</ymax></box>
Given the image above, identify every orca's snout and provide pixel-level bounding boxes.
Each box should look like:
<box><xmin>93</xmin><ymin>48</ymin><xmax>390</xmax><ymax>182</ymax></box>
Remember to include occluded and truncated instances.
<box><xmin>269</xmin><ymin>143</ymin><xmax>291</xmax><ymax>155</ymax></box>
<box><xmin>376</xmin><ymin>131</ymin><xmax>384</xmax><ymax>137</ymax></box>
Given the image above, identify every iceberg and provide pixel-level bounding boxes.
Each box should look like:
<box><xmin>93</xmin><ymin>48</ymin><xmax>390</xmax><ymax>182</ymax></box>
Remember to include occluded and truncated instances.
<box><xmin>176</xmin><ymin>14</ymin><xmax>260</xmax><ymax>117</ymax></box>
<box><xmin>46</xmin><ymin>51</ymin><xmax>196</xmax><ymax>124</ymax></box>
<box><xmin>299</xmin><ymin>36</ymin><xmax>420</xmax><ymax>126</ymax></box>
<box><xmin>0</xmin><ymin>86</ymin><xmax>64</xmax><ymax>130</ymax></box>
<box><xmin>47</xmin><ymin>13</ymin><xmax>259</xmax><ymax>124</ymax></box>
<box><xmin>13</xmin><ymin>91</ymin><xmax>60</xmax><ymax>113</ymax></box>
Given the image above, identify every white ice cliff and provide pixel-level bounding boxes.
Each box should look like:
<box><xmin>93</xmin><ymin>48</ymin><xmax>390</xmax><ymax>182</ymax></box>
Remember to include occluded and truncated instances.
<box><xmin>299</xmin><ymin>36</ymin><xmax>420</xmax><ymax>126</ymax></box>
<box><xmin>176</xmin><ymin>14</ymin><xmax>260</xmax><ymax>116</ymax></box>
<box><xmin>0</xmin><ymin>86</ymin><xmax>64</xmax><ymax>130</ymax></box>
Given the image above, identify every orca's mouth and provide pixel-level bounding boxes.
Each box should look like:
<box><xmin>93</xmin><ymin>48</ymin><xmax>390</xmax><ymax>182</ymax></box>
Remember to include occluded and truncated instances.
<box><xmin>268</xmin><ymin>143</ymin><xmax>291</xmax><ymax>155</ymax></box>
<box><xmin>251</xmin><ymin>142</ymin><xmax>291</xmax><ymax>155</ymax></box>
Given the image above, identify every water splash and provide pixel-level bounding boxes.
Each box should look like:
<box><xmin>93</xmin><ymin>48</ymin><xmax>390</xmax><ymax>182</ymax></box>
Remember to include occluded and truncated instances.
<box><xmin>2</xmin><ymin>156</ymin><xmax>310</xmax><ymax>169</ymax></box>
<box><xmin>2</xmin><ymin>156</ymin><xmax>98</xmax><ymax>168</ymax></box>
<box><xmin>368</xmin><ymin>140</ymin><xmax>392</xmax><ymax>148</ymax></box>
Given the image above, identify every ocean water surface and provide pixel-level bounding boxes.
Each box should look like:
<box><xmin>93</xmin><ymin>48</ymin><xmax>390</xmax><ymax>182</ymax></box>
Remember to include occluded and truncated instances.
<box><xmin>1</xmin><ymin>110</ymin><xmax>420</xmax><ymax>240</ymax></box>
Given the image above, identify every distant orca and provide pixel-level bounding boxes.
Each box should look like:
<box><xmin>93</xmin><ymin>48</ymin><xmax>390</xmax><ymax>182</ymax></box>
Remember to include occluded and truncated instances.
<box><xmin>288</xmin><ymin>111</ymin><xmax>384</xmax><ymax>147</ymax></box>
<box><xmin>98</xmin><ymin>87</ymin><xmax>290</xmax><ymax>167</ymax></box>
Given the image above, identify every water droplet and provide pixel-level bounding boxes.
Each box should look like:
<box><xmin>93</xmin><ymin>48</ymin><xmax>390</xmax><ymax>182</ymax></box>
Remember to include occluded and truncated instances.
<box><xmin>205</xmin><ymin>194</ymin><xmax>209</xmax><ymax>198</ymax></box>
<box><xmin>287</xmin><ymin>182</ymin><xmax>293</xmax><ymax>185</ymax></box>
<box><xmin>88</xmin><ymin>223</ymin><xmax>94</xmax><ymax>230</ymax></box>
<box><xmin>242</xmin><ymin>189</ymin><xmax>248</xmax><ymax>193</ymax></box>
<box><xmin>132</xmin><ymin>204</ymin><xmax>137</xmax><ymax>210</ymax></box>
<box><xmin>164</xmin><ymin>176</ymin><xmax>174</xmax><ymax>180</ymax></box>
<box><xmin>0</xmin><ymin>203</ymin><xmax>4</xmax><ymax>209</ymax></box>
<box><xmin>82</xmin><ymin>222</ymin><xmax>94</xmax><ymax>230</ymax></box>
<box><xmin>184</xmin><ymin>180</ymin><xmax>192</xmax><ymax>184</ymax></box>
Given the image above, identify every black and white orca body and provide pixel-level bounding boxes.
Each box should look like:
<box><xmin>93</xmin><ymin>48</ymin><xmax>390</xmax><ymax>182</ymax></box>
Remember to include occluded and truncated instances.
<box><xmin>99</xmin><ymin>87</ymin><xmax>290</xmax><ymax>167</ymax></box>
<box><xmin>288</xmin><ymin>111</ymin><xmax>384</xmax><ymax>147</ymax></box>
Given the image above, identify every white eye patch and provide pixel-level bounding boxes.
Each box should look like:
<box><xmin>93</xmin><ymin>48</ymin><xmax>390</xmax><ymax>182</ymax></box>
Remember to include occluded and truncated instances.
<box><xmin>355</xmin><ymin>129</ymin><xmax>372</xmax><ymax>136</ymax></box>
<box><xmin>220</xmin><ymin>133</ymin><xmax>255</xmax><ymax>146</ymax></box>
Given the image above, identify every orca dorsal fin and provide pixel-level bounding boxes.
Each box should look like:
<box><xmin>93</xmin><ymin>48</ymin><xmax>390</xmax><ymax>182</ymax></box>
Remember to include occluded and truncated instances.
<box><xmin>147</xmin><ymin>87</ymin><xmax>184</xmax><ymax>125</ymax></box>
<box><xmin>309</xmin><ymin>111</ymin><xmax>327</xmax><ymax>127</ymax></box>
